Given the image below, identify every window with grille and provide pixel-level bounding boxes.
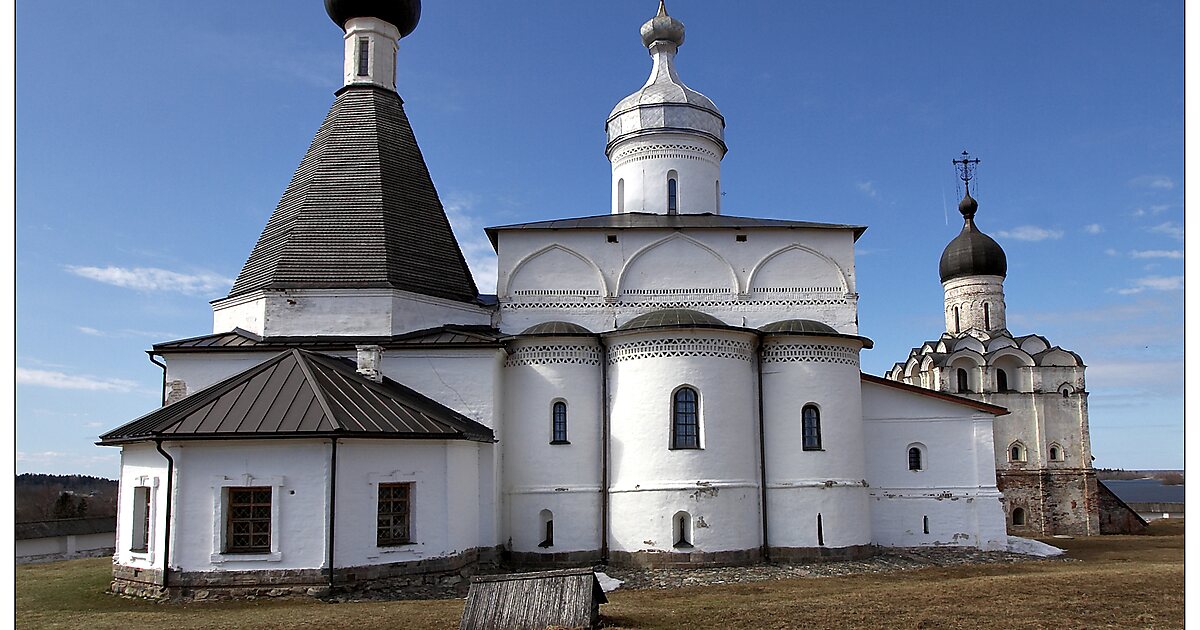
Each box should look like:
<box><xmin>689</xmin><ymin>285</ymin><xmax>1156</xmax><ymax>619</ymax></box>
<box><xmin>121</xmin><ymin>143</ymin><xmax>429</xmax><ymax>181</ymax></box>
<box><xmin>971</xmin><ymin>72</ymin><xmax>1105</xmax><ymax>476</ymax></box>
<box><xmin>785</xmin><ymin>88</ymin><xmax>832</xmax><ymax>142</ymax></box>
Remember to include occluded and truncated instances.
<box><xmin>226</xmin><ymin>487</ymin><xmax>271</xmax><ymax>553</ymax></box>
<box><xmin>357</xmin><ymin>38</ymin><xmax>370</xmax><ymax>76</ymax></box>
<box><xmin>802</xmin><ymin>404</ymin><xmax>822</xmax><ymax>451</ymax></box>
<box><xmin>671</xmin><ymin>387</ymin><xmax>699</xmax><ymax>449</ymax></box>
<box><xmin>377</xmin><ymin>483</ymin><xmax>413</xmax><ymax>546</ymax></box>
<box><xmin>908</xmin><ymin>446</ymin><xmax>923</xmax><ymax>471</ymax></box>
<box><xmin>131</xmin><ymin>486</ymin><xmax>151</xmax><ymax>552</ymax></box>
<box><xmin>551</xmin><ymin>401</ymin><xmax>568</xmax><ymax>444</ymax></box>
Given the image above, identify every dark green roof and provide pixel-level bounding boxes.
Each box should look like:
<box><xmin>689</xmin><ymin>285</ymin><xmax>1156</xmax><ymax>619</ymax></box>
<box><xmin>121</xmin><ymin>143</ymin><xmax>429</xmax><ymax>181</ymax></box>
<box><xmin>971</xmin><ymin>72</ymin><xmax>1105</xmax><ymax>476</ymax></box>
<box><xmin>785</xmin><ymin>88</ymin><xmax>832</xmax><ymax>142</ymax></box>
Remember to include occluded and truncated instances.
<box><xmin>617</xmin><ymin>309</ymin><xmax>730</xmax><ymax>331</ymax></box>
<box><xmin>760</xmin><ymin>319</ymin><xmax>874</xmax><ymax>348</ymax></box>
<box><xmin>519</xmin><ymin>321</ymin><xmax>594</xmax><ymax>336</ymax></box>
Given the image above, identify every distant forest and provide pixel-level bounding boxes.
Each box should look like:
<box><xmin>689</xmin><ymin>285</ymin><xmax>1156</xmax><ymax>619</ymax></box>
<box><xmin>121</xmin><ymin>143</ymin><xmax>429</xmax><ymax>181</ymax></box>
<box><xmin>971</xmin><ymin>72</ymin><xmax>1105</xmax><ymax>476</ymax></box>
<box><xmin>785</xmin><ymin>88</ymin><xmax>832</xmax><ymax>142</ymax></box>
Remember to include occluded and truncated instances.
<box><xmin>1096</xmin><ymin>469</ymin><xmax>1184</xmax><ymax>485</ymax></box>
<box><xmin>15</xmin><ymin>474</ymin><xmax>118</xmax><ymax>522</ymax></box>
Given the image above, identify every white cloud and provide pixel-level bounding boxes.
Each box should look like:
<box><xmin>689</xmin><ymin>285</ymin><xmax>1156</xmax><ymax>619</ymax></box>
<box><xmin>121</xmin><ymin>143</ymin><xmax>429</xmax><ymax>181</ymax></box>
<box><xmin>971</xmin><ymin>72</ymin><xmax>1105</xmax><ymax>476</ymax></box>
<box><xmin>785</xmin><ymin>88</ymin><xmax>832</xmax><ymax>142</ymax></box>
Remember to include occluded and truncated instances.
<box><xmin>1130</xmin><ymin>249</ymin><xmax>1183</xmax><ymax>260</ymax></box>
<box><xmin>65</xmin><ymin>265</ymin><xmax>233</xmax><ymax>295</ymax></box>
<box><xmin>1083</xmin><ymin>224</ymin><xmax>1103</xmax><ymax>235</ymax></box>
<box><xmin>16</xmin><ymin>367</ymin><xmax>139</xmax><ymax>393</ymax></box>
<box><xmin>1128</xmin><ymin>175</ymin><xmax>1175</xmax><ymax>190</ymax></box>
<box><xmin>856</xmin><ymin>181</ymin><xmax>880</xmax><ymax>199</ymax></box>
<box><xmin>1104</xmin><ymin>248</ymin><xmax>1119</xmax><ymax>257</ymax></box>
<box><xmin>1147</xmin><ymin>221</ymin><xmax>1184</xmax><ymax>240</ymax></box>
<box><xmin>996</xmin><ymin>225</ymin><xmax>1064</xmax><ymax>242</ymax></box>
<box><xmin>76</xmin><ymin>326</ymin><xmax>180</xmax><ymax>339</ymax></box>
<box><xmin>77</xmin><ymin>326</ymin><xmax>104</xmax><ymax>336</ymax></box>
<box><xmin>1132</xmin><ymin>204</ymin><xmax>1170</xmax><ymax>218</ymax></box>
<box><xmin>443</xmin><ymin>194</ymin><xmax>499</xmax><ymax>294</ymax></box>
<box><xmin>1112</xmin><ymin>275</ymin><xmax>1184</xmax><ymax>295</ymax></box>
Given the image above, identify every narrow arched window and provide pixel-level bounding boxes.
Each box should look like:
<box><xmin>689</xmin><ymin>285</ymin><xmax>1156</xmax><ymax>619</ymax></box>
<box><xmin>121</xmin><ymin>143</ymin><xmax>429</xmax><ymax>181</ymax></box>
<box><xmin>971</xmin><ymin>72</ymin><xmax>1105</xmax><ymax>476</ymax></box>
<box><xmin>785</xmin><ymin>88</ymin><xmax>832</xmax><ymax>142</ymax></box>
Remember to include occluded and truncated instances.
<box><xmin>923</xmin><ymin>515</ymin><xmax>930</xmax><ymax>535</ymax></box>
<box><xmin>667</xmin><ymin>170</ymin><xmax>679</xmax><ymax>214</ymax></box>
<box><xmin>617</xmin><ymin>178</ymin><xmax>625</xmax><ymax>213</ymax></box>
<box><xmin>673</xmin><ymin>511</ymin><xmax>692</xmax><ymax>548</ymax></box>
<box><xmin>908</xmin><ymin>447</ymin><xmax>922</xmax><ymax>471</ymax></box>
<box><xmin>1061</xmin><ymin>387</ymin><xmax>1070</xmax><ymax>398</ymax></box>
<box><xmin>1049</xmin><ymin>446</ymin><xmax>1060</xmax><ymax>461</ymax></box>
<box><xmin>715</xmin><ymin>180</ymin><xmax>721</xmax><ymax>211</ymax></box>
<box><xmin>953</xmin><ymin>306</ymin><xmax>960</xmax><ymax>333</ymax></box>
<box><xmin>802</xmin><ymin>405</ymin><xmax>822</xmax><ymax>451</ymax></box>
<box><xmin>817</xmin><ymin>513</ymin><xmax>825</xmax><ymax>546</ymax></box>
<box><xmin>551</xmin><ymin>401</ymin><xmax>568</xmax><ymax>444</ymax></box>
<box><xmin>672</xmin><ymin>387</ymin><xmax>699</xmax><ymax>449</ymax></box>
<box><xmin>1010</xmin><ymin>442</ymin><xmax>1026</xmax><ymax>462</ymax></box>
<box><xmin>957</xmin><ymin>368</ymin><xmax>969</xmax><ymax>393</ymax></box>
<box><xmin>984</xmin><ymin>303</ymin><xmax>991</xmax><ymax>329</ymax></box>
<box><xmin>996</xmin><ymin>369</ymin><xmax>1009</xmax><ymax>393</ymax></box>
<box><xmin>1012</xmin><ymin>507</ymin><xmax>1026</xmax><ymax>526</ymax></box>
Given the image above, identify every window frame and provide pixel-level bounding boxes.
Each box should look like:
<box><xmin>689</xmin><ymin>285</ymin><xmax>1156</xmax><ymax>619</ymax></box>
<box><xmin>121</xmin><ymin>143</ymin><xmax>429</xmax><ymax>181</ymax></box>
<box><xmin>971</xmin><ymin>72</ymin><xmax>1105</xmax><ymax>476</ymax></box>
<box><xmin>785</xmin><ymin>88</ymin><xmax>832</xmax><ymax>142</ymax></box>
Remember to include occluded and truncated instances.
<box><xmin>356</xmin><ymin>37</ymin><xmax>370</xmax><ymax>76</ymax></box>
<box><xmin>667</xmin><ymin>170</ymin><xmax>679</xmax><ymax>214</ymax></box>
<box><xmin>550</xmin><ymin>400</ymin><xmax>569</xmax><ymax>445</ymax></box>
<box><xmin>225</xmin><ymin>486</ymin><xmax>273</xmax><ymax>554</ymax></box>
<box><xmin>130</xmin><ymin>485</ymin><xmax>152</xmax><ymax>553</ymax></box>
<box><xmin>377</xmin><ymin>482</ymin><xmax>414</xmax><ymax>547</ymax></box>
<box><xmin>209</xmin><ymin>475</ymin><xmax>284</xmax><ymax>563</ymax></box>
<box><xmin>908</xmin><ymin>445</ymin><xmax>924</xmax><ymax>471</ymax></box>
<box><xmin>1009</xmin><ymin>441</ymin><xmax>1028</xmax><ymax>463</ymax></box>
<box><xmin>802</xmin><ymin>404</ymin><xmax>822</xmax><ymax>451</ymax></box>
<box><xmin>670</xmin><ymin>386</ymin><xmax>701</xmax><ymax>450</ymax></box>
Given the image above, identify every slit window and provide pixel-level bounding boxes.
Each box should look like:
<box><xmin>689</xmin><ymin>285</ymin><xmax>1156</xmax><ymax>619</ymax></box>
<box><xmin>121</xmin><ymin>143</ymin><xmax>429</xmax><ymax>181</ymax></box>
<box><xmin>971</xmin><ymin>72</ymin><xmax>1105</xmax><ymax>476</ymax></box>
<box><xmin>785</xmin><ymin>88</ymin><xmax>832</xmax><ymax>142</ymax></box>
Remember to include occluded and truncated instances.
<box><xmin>551</xmin><ymin>401</ymin><xmax>568</xmax><ymax>444</ymax></box>
<box><xmin>538</xmin><ymin>509</ymin><xmax>554</xmax><ymax>548</ymax></box>
<box><xmin>617</xmin><ymin>178</ymin><xmax>625</xmax><ymax>213</ymax></box>
<box><xmin>923</xmin><ymin>515</ymin><xmax>930</xmax><ymax>535</ymax></box>
<box><xmin>802</xmin><ymin>405</ymin><xmax>822</xmax><ymax>450</ymax></box>
<box><xmin>131</xmin><ymin>486</ymin><xmax>151</xmax><ymax>552</ymax></box>
<box><xmin>357</xmin><ymin>38</ymin><xmax>370</xmax><ymax>76</ymax></box>
<box><xmin>817</xmin><ymin>513</ymin><xmax>825</xmax><ymax>546</ymax></box>
<box><xmin>954</xmin><ymin>306</ymin><xmax>960</xmax><ymax>333</ymax></box>
<box><xmin>377</xmin><ymin>482</ymin><xmax>413</xmax><ymax>546</ymax></box>
<box><xmin>671</xmin><ymin>387</ymin><xmax>700</xmax><ymax>449</ymax></box>
<box><xmin>984</xmin><ymin>303</ymin><xmax>991</xmax><ymax>329</ymax></box>
<box><xmin>667</xmin><ymin>174</ymin><xmax>678</xmax><ymax>214</ymax></box>
<box><xmin>226</xmin><ymin>487</ymin><xmax>271</xmax><ymax>553</ymax></box>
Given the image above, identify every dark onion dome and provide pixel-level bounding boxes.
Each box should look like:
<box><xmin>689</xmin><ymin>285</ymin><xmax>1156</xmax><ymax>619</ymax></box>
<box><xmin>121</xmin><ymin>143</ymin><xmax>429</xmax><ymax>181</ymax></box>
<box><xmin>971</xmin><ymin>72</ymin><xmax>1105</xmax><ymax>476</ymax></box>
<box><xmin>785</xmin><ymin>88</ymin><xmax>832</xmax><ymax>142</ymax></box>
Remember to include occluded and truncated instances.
<box><xmin>520</xmin><ymin>321</ymin><xmax>594</xmax><ymax>336</ymax></box>
<box><xmin>939</xmin><ymin>192</ymin><xmax>1007</xmax><ymax>283</ymax></box>
<box><xmin>618</xmin><ymin>308</ymin><xmax>728</xmax><ymax>331</ymax></box>
<box><xmin>325</xmin><ymin>0</ymin><xmax>421</xmax><ymax>36</ymax></box>
<box><xmin>759</xmin><ymin>319</ymin><xmax>874</xmax><ymax>348</ymax></box>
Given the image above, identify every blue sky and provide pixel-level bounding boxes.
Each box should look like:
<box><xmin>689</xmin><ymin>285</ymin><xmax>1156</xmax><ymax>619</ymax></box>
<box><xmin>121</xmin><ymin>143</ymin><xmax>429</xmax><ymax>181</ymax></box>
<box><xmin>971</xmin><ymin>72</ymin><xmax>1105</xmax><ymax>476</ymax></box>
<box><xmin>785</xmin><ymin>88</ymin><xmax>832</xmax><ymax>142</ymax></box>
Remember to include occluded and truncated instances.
<box><xmin>15</xmin><ymin>1</ymin><xmax>1184</xmax><ymax>476</ymax></box>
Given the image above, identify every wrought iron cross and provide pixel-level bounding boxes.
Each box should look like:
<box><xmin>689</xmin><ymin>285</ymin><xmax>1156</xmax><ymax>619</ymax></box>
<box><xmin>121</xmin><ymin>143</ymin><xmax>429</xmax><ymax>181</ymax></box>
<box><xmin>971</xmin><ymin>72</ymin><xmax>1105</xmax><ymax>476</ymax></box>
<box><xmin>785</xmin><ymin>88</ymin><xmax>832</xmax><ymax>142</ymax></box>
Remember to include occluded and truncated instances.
<box><xmin>953</xmin><ymin>150</ymin><xmax>981</xmax><ymax>194</ymax></box>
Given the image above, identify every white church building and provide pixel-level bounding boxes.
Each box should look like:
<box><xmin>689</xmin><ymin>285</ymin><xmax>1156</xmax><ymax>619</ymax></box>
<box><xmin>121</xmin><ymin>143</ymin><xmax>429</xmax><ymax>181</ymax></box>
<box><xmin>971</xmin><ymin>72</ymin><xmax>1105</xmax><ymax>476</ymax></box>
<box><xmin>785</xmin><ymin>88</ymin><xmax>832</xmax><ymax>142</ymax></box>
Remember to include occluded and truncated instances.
<box><xmin>100</xmin><ymin>1</ymin><xmax>1012</xmax><ymax>599</ymax></box>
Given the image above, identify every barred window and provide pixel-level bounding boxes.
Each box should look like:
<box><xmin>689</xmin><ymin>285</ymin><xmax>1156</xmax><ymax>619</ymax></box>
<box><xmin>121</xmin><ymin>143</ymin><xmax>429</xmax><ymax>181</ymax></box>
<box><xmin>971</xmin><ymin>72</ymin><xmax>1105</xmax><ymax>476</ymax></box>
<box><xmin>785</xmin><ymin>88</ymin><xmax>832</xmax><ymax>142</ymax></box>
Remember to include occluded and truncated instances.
<box><xmin>551</xmin><ymin>401</ymin><xmax>568</xmax><ymax>444</ymax></box>
<box><xmin>802</xmin><ymin>404</ymin><xmax>822</xmax><ymax>451</ymax></box>
<box><xmin>671</xmin><ymin>387</ymin><xmax>699</xmax><ymax>449</ymax></box>
<box><xmin>377</xmin><ymin>482</ymin><xmax>413</xmax><ymax>546</ymax></box>
<box><xmin>908</xmin><ymin>447</ymin><xmax>923</xmax><ymax>471</ymax></box>
<box><xmin>226</xmin><ymin>487</ymin><xmax>271</xmax><ymax>553</ymax></box>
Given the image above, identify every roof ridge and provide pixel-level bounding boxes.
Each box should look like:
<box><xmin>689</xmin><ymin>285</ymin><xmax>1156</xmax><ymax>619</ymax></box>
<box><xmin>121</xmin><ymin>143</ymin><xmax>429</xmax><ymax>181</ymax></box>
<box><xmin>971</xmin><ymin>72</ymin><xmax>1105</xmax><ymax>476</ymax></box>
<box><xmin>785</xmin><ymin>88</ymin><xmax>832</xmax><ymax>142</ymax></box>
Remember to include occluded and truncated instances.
<box><xmin>291</xmin><ymin>349</ymin><xmax>342</xmax><ymax>432</ymax></box>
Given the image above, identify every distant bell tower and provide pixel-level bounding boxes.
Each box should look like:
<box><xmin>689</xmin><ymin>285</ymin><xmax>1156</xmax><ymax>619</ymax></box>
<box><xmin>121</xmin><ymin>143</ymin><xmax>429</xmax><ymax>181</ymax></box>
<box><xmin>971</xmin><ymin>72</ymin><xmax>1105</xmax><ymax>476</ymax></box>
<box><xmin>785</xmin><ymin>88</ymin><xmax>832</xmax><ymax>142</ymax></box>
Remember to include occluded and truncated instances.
<box><xmin>940</xmin><ymin>152</ymin><xmax>1008</xmax><ymax>337</ymax></box>
<box><xmin>606</xmin><ymin>1</ymin><xmax>726</xmax><ymax>215</ymax></box>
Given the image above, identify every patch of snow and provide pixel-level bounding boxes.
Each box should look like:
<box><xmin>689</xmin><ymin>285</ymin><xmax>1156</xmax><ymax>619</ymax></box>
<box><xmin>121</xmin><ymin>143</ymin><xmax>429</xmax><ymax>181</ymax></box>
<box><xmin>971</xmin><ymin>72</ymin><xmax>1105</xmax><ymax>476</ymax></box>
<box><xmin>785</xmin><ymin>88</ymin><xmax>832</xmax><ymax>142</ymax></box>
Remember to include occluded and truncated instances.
<box><xmin>595</xmin><ymin>571</ymin><xmax>623</xmax><ymax>592</ymax></box>
<box><xmin>1006</xmin><ymin>536</ymin><xmax>1065</xmax><ymax>557</ymax></box>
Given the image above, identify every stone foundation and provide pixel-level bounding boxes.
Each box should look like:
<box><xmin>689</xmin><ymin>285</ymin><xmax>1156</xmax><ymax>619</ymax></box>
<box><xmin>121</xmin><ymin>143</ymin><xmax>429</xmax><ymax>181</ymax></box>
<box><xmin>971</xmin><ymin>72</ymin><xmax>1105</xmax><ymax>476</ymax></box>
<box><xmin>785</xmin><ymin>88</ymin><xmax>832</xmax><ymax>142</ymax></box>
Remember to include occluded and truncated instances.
<box><xmin>997</xmin><ymin>468</ymin><xmax>1100</xmax><ymax>536</ymax></box>
<box><xmin>111</xmin><ymin>546</ymin><xmax>503</xmax><ymax>601</ymax></box>
<box><xmin>768</xmin><ymin>544</ymin><xmax>876</xmax><ymax>563</ymax></box>
<box><xmin>505</xmin><ymin>550</ymin><xmax>603</xmax><ymax>568</ymax></box>
<box><xmin>607</xmin><ymin>547</ymin><xmax>762</xmax><ymax>568</ymax></box>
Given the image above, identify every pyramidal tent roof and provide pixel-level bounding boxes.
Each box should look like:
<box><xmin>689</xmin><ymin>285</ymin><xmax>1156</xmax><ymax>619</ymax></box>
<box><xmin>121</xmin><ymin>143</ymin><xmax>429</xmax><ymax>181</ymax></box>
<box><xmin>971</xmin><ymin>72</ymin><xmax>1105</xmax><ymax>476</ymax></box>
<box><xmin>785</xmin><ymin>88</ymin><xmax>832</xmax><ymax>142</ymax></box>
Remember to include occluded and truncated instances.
<box><xmin>98</xmin><ymin>349</ymin><xmax>493</xmax><ymax>445</ymax></box>
<box><xmin>228</xmin><ymin>85</ymin><xmax>478</xmax><ymax>303</ymax></box>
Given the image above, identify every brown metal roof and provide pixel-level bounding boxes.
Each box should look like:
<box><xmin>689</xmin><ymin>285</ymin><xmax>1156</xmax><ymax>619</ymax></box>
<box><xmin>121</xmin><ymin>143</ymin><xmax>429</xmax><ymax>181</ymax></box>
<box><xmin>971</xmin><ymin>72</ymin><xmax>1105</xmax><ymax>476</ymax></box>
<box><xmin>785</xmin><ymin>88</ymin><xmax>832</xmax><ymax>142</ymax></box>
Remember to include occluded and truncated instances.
<box><xmin>484</xmin><ymin>212</ymin><xmax>867</xmax><ymax>248</ymax></box>
<box><xmin>99</xmin><ymin>349</ymin><xmax>494</xmax><ymax>445</ymax></box>
<box><xmin>860</xmin><ymin>373</ymin><xmax>1009</xmax><ymax>415</ymax></box>
<box><xmin>151</xmin><ymin>326</ymin><xmax>504</xmax><ymax>353</ymax></box>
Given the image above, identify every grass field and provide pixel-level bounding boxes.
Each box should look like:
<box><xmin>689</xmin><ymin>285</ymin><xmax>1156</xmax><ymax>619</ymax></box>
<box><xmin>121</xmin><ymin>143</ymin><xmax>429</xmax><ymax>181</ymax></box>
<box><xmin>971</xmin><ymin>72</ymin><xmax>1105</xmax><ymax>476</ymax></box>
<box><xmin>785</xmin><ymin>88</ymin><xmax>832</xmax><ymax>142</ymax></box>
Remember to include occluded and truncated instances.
<box><xmin>16</xmin><ymin>521</ymin><xmax>1184</xmax><ymax>629</ymax></box>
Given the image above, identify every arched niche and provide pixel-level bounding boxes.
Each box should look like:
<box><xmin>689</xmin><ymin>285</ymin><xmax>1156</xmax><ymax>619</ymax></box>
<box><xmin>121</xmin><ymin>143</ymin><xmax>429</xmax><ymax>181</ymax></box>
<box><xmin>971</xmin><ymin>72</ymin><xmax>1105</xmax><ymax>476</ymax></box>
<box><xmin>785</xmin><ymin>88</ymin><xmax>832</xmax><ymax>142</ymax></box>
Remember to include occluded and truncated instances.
<box><xmin>505</xmin><ymin>244</ymin><xmax>609</xmax><ymax>299</ymax></box>
<box><xmin>748</xmin><ymin>244</ymin><xmax>850</xmax><ymax>296</ymax></box>
<box><xmin>1038</xmin><ymin>349</ymin><xmax>1080</xmax><ymax>367</ymax></box>
<box><xmin>617</xmin><ymin>233</ymin><xmax>738</xmax><ymax>297</ymax></box>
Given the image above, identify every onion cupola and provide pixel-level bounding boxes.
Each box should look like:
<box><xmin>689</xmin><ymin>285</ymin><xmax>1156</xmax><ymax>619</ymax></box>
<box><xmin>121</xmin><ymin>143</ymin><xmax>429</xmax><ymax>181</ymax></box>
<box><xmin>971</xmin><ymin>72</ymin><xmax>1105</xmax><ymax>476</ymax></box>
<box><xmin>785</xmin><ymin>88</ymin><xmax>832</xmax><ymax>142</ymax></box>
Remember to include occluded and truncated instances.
<box><xmin>939</xmin><ymin>191</ymin><xmax>1007</xmax><ymax>283</ymax></box>
<box><xmin>606</xmin><ymin>1</ymin><xmax>727</xmax><ymax>216</ymax></box>
<box><xmin>325</xmin><ymin>0</ymin><xmax>421</xmax><ymax>36</ymax></box>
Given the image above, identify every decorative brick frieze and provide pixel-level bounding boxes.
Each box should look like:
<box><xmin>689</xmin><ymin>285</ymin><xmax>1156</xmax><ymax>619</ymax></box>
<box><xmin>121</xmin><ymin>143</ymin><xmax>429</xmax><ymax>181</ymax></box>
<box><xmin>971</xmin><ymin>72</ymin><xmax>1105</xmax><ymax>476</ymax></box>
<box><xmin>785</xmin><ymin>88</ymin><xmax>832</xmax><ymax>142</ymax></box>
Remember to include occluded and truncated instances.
<box><xmin>505</xmin><ymin>344</ymin><xmax>602</xmax><ymax>367</ymax></box>
<box><xmin>607</xmin><ymin>337</ymin><xmax>753</xmax><ymax>364</ymax></box>
<box><xmin>761</xmin><ymin>343</ymin><xmax>859</xmax><ymax>366</ymax></box>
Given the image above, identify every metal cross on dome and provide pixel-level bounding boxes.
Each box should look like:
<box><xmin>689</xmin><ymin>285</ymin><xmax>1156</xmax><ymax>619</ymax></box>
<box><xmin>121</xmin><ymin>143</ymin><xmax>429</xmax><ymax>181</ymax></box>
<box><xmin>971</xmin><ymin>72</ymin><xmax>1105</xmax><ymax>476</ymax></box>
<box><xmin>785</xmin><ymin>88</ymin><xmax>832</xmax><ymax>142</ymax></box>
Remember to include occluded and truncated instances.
<box><xmin>953</xmin><ymin>150</ymin><xmax>981</xmax><ymax>194</ymax></box>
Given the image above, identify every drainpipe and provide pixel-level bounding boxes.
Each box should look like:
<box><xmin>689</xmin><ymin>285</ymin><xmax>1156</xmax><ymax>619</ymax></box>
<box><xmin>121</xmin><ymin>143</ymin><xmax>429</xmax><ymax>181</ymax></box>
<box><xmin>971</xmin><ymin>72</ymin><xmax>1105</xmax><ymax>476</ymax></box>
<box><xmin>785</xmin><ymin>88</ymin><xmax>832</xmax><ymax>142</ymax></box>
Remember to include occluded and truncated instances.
<box><xmin>147</xmin><ymin>353</ymin><xmax>167</xmax><ymax>406</ymax></box>
<box><xmin>153</xmin><ymin>440</ymin><xmax>175</xmax><ymax>594</ymax></box>
<box><xmin>756</xmin><ymin>336</ymin><xmax>770</xmax><ymax>563</ymax></box>
<box><xmin>327</xmin><ymin>438</ymin><xmax>339</xmax><ymax>593</ymax></box>
<box><xmin>600</xmin><ymin>335</ymin><xmax>610</xmax><ymax>564</ymax></box>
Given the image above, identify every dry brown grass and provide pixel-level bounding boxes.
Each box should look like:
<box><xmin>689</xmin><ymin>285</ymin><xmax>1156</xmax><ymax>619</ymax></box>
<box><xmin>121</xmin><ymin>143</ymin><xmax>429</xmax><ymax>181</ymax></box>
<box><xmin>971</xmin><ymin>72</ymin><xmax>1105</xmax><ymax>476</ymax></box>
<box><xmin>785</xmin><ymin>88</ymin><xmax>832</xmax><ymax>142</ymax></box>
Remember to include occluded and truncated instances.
<box><xmin>17</xmin><ymin>521</ymin><xmax>1183</xmax><ymax>630</ymax></box>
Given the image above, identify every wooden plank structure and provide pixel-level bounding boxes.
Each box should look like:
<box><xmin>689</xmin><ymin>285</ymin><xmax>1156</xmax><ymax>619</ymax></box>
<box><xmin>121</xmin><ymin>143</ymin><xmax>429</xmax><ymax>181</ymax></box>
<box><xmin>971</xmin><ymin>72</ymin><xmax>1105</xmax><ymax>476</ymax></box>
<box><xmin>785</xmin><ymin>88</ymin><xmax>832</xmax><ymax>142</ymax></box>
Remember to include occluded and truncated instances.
<box><xmin>459</xmin><ymin>568</ymin><xmax>608</xmax><ymax>630</ymax></box>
